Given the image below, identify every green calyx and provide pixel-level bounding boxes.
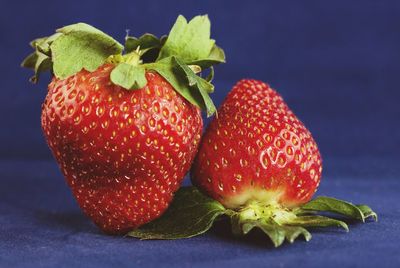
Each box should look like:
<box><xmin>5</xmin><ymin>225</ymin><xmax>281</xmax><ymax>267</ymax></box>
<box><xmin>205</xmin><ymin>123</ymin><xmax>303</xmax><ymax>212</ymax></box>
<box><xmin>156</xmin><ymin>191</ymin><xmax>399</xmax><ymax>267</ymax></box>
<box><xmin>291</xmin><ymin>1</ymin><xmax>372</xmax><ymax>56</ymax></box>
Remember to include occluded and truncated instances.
<box><xmin>128</xmin><ymin>187</ymin><xmax>377</xmax><ymax>247</ymax></box>
<box><xmin>21</xmin><ymin>15</ymin><xmax>225</xmax><ymax>116</ymax></box>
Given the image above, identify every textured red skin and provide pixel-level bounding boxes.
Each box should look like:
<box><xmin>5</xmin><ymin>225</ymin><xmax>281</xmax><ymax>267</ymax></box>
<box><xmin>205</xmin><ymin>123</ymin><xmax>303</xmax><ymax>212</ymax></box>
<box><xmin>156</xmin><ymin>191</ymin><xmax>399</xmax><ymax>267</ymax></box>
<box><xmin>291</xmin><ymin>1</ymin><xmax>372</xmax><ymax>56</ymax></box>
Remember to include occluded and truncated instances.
<box><xmin>191</xmin><ymin>80</ymin><xmax>322</xmax><ymax>208</ymax></box>
<box><xmin>41</xmin><ymin>64</ymin><xmax>203</xmax><ymax>234</ymax></box>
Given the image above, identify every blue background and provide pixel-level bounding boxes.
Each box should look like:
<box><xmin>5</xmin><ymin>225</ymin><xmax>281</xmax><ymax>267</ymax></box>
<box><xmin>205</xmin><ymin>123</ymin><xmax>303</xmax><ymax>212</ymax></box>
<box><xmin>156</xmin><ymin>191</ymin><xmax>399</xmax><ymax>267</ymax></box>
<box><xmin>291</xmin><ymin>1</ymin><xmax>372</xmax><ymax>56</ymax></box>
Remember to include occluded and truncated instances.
<box><xmin>1</xmin><ymin>0</ymin><xmax>399</xmax><ymax>267</ymax></box>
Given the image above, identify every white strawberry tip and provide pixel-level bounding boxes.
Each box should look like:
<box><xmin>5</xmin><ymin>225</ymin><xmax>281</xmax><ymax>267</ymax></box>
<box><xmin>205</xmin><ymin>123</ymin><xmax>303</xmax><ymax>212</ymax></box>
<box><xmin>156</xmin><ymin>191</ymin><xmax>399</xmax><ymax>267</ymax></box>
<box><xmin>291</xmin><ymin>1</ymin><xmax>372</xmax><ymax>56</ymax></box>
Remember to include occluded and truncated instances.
<box><xmin>235</xmin><ymin>201</ymin><xmax>297</xmax><ymax>225</ymax></box>
<box><xmin>222</xmin><ymin>188</ymin><xmax>286</xmax><ymax>209</ymax></box>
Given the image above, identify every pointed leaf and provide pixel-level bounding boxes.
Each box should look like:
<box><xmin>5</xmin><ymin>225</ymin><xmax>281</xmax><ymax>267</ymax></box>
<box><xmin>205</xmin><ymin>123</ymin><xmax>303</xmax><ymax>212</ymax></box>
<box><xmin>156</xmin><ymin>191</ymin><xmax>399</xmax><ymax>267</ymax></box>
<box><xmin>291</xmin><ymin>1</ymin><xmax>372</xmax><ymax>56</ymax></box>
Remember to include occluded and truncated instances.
<box><xmin>125</xmin><ymin>33</ymin><xmax>162</xmax><ymax>63</ymax></box>
<box><xmin>205</xmin><ymin>66</ymin><xmax>214</xmax><ymax>82</ymax></box>
<box><xmin>21</xmin><ymin>52</ymin><xmax>38</xmax><ymax>69</ymax></box>
<box><xmin>356</xmin><ymin>205</ymin><xmax>378</xmax><ymax>221</ymax></box>
<box><xmin>190</xmin><ymin>44</ymin><xmax>226</xmax><ymax>69</ymax></box>
<box><xmin>127</xmin><ymin>187</ymin><xmax>226</xmax><ymax>239</ymax></box>
<box><xmin>145</xmin><ymin>57</ymin><xmax>203</xmax><ymax>108</ymax></box>
<box><xmin>110</xmin><ymin>63</ymin><xmax>147</xmax><ymax>90</ymax></box>
<box><xmin>51</xmin><ymin>23</ymin><xmax>124</xmax><ymax>78</ymax></box>
<box><xmin>30</xmin><ymin>36</ymin><xmax>48</xmax><ymax>49</ymax></box>
<box><xmin>173</xmin><ymin>57</ymin><xmax>216</xmax><ymax>116</ymax></box>
<box><xmin>300</xmin><ymin>196</ymin><xmax>365</xmax><ymax>222</ymax></box>
<box><xmin>230</xmin><ymin>214</ymin><xmax>244</xmax><ymax>236</ymax></box>
<box><xmin>145</xmin><ymin>56</ymin><xmax>216</xmax><ymax>116</ymax></box>
<box><xmin>282</xmin><ymin>226</ymin><xmax>312</xmax><ymax>243</ymax></box>
<box><xmin>289</xmin><ymin>215</ymin><xmax>349</xmax><ymax>232</ymax></box>
<box><xmin>35</xmin><ymin>33</ymin><xmax>62</xmax><ymax>56</ymax></box>
<box><xmin>231</xmin><ymin>214</ymin><xmax>311</xmax><ymax>247</ymax></box>
<box><xmin>157</xmin><ymin>15</ymin><xmax>215</xmax><ymax>63</ymax></box>
<box><xmin>125</xmin><ymin>33</ymin><xmax>161</xmax><ymax>53</ymax></box>
<box><xmin>240</xmin><ymin>219</ymin><xmax>285</xmax><ymax>247</ymax></box>
<box><xmin>22</xmin><ymin>51</ymin><xmax>52</xmax><ymax>83</ymax></box>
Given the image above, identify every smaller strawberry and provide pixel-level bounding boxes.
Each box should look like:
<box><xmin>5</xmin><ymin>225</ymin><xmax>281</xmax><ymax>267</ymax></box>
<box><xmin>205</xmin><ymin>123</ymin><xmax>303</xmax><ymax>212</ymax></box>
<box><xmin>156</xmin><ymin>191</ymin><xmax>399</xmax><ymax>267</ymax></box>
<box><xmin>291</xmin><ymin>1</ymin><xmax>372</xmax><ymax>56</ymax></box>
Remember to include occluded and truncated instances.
<box><xmin>192</xmin><ymin>79</ymin><xmax>322</xmax><ymax>209</ymax></box>
<box><xmin>128</xmin><ymin>80</ymin><xmax>377</xmax><ymax>247</ymax></box>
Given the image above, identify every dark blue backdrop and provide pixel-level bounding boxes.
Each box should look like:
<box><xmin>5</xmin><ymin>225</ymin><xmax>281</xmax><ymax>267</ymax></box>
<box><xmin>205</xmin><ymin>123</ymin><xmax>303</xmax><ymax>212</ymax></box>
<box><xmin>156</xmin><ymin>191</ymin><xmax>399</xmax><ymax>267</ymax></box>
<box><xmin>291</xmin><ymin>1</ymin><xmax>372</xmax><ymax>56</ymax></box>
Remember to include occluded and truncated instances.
<box><xmin>1</xmin><ymin>0</ymin><xmax>399</xmax><ymax>267</ymax></box>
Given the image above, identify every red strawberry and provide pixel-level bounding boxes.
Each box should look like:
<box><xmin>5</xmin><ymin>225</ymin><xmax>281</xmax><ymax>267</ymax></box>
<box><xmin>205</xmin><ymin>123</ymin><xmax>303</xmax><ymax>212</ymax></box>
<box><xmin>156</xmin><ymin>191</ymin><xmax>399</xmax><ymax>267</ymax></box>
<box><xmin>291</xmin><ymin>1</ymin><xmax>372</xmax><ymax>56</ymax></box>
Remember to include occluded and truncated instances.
<box><xmin>192</xmin><ymin>79</ymin><xmax>322</xmax><ymax>209</ymax></box>
<box><xmin>128</xmin><ymin>79</ymin><xmax>376</xmax><ymax>246</ymax></box>
<box><xmin>22</xmin><ymin>16</ymin><xmax>225</xmax><ymax>234</ymax></box>
<box><xmin>42</xmin><ymin>66</ymin><xmax>202</xmax><ymax>233</ymax></box>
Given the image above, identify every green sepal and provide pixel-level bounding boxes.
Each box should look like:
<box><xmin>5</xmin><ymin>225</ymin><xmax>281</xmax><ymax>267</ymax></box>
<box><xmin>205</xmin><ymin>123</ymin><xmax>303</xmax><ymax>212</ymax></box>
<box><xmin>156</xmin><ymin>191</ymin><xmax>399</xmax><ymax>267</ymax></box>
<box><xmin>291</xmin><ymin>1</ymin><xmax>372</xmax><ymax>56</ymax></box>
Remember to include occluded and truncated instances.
<box><xmin>110</xmin><ymin>63</ymin><xmax>147</xmax><ymax>90</ymax></box>
<box><xmin>205</xmin><ymin>66</ymin><xmax>214</xmax><ymax>82</ymax></box>
<box><xmin>189</xmin><ymin>44</ymin><xmax>226</xmax><ymax>69</ymax></box>
<box><xmin>299</xmin><ymin>196</ymin><xmax>365</xmax><ymax>222</ymax></box>
<box><xmin>157</xmin><ymin>15</ymin><xmax>215</xmax><ymax>63</ymax></box>
<box><xmin>127</xmin><ymin>187</ymin><xmax>225</xmax><ymax>239</ymax></box>
<box><xmin>21</xmin><ymin>52</ymin><xmax>38</xmax><ymax>69</ymax></box>
<box><xmin>231</xmin><ymin>217</ymin><xmax>311</xmax><ymax>247</ymax></box>
<box><xmin>288</xmin><ymin>215</ymin><xmax>349</xmax><ymax>232</ymax></box>
<box><xmin>125</xmin><ymin>33</ymin><xmax>162</xmax><ymax>63</ymax></box>
<box><xmin>33</xmin><ymin>33</ymin><xmax>62</xmax><ymax>56</ymax></box>
<box><xmin>283</xmin><ymin>226</ymin><xmax>312</xmax><ymax>243</ymax></box>
<box><xmin>125</xmin><ymin>33</ymin><xmax>161</xmax><ymax>53</ymax></box>
<box><xmin>356</xmin><ymin>204</ymin><xmax>378</xmax><ymax>221</ymax></box>
<box><xmin>126</xmin><ymin>191</ymin><xmax>377</xmax><ymax>247</ymax></box>
<box><xmin>21</xmin><ymin>51</ymin><xmax>52</xmax><ymax>83</ymax></box>
<box><xmin>52</xmin><ymin>23</ymin><xmax>124</xmax><ymax>78</ymax></box>
<box><xmin>21</xmin><ymin>23</ymin><xmax>123</xmax><ymax>82</ymax></box>
<box><xmin>22</xmin><ymin>16</ymin><xmax>223</xmax><ymax>116</ymax></box>
<box><xmin>241</xmin><ymin>219</ymin><xmax>285</xmax><ymax>247</ymax></box>
<box><xmin>157</xmin><ymin>15</ymin><xmax>225</xmax><ymax>68</ymax></box>
<box><xmin>173</xmin><ymin>57</ymin><xmax>216</xmax><ymax>116</ymax></box>
<box><xmin>145</xmin><ymin>56</ymin><xmax>216</xmax><ymax>116</ymax></box>
<box><xmin>21</xmin><ymin>33</ymin><xmax>60</xmax><ymax>83</ymax></box>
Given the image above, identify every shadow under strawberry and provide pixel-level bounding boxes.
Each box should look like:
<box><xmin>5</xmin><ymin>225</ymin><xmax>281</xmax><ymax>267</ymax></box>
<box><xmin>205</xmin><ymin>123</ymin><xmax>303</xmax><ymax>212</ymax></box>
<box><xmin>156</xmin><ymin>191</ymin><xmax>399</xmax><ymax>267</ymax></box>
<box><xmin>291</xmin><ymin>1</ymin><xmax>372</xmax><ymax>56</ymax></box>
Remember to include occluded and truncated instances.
<box><xmin>34</xmin><ymin>210</ymin><xmax>97</xmax><ymax>234</ymax></box>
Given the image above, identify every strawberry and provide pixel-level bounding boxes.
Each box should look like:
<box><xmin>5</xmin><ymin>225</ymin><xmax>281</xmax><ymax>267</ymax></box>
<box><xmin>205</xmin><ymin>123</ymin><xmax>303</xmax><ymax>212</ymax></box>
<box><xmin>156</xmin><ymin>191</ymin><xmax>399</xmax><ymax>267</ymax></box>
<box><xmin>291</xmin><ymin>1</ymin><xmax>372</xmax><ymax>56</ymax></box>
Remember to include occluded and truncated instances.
<box><xmin>191</xmin><ymin>79</ymin><xmax>322</xmax><ymax>208</ymax></box>
<box><xmin>22</xmin><ymin>15</ymin><xmax>225</xmax><ymax>234</ymax></box>
<box><xmin>42</xmin><ymin>67</ymin><xmax>202</xmax><ymax>234</ymax></box>
<box><xmin>184</xmin><ymin>79</ymin><xmax>377</xmax><ymax>247</ymax></box>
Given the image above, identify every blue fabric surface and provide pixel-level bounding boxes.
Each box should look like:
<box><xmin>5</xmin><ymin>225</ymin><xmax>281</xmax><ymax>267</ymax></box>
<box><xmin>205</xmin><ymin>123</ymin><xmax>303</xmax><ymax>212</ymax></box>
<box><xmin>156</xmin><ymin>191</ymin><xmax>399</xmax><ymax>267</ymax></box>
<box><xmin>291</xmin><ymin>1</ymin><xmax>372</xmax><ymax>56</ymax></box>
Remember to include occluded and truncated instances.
<box><xmin>1</xmin><ymin>0</ymin><xmax>399</xmax><ymax>267</ymax></box>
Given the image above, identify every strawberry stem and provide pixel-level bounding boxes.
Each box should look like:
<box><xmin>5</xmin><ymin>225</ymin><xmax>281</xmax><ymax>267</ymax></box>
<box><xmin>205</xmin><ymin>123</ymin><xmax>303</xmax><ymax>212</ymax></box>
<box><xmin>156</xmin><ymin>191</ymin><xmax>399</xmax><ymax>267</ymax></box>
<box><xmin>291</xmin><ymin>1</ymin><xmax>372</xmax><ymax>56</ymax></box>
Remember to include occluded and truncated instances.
<box><xmin>124</xmin><ymin>50</ymin><xmax>142</xmax><ymax>66</ymax></box>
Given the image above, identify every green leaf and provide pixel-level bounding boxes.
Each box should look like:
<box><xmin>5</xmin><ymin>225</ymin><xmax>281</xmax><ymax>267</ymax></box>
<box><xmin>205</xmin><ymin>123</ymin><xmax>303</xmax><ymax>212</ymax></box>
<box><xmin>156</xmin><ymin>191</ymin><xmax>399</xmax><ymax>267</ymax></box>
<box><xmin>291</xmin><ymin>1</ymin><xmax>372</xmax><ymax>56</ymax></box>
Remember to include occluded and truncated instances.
<box><xmin>356</xmin><ymin>204</ymin><xmax>378</xmax><ymax>221</ymax></box>
<box><xmin>173</xmin><ymin>57</ymin><xmax>216</xmax><ymax>116</ymax></box>
<box><xmin>22</xmin><ymin>18</ymin><xmax>223</xmax><ymax>116</ymax></box>
<box><xmin>21</xmin><ymin>52</ymin><xmax>38</xmax><ymax>69</ymax></box>
<box><xmin>110</xmin><ymin>63</ymin><xmax>147</xmax><ymax>90</ymax></box>
<box><xmin>282</xmin><ymin>226</ymin><xmax>312</xmax><ymax>243</ymax></box>
<box><xmin>125</xmin><ymin>34</ymin><xmax>162</xmax><ymax>63</ymax></box>
<box><xmin>22</xmin><ymin>33</ymin><xmax>61</xmax><ymax>82</ymax></box>
<box><xmin>34</xmin><ymin>33</ymin><xmax>62</xmax><ymax>56</ymax></box>
<box><xmin>145</xmin><ymin>57</ymin><xmax>200</xmax><ymax>107</ymax></box>
<box><xmin>289</xmin><ymin>215</ymin><xmax>349</xmax><ymax>232</ymax></box>
<box><xmin>157</xmin><ymin>15</ymin><xmax>215</xmax><ymax>63</ymax></box>
<box><xmin>240</xmin><ymin>219</ymin><xmax>286</xmax><ymax>247</ymax></box>
<box><xmin>190</xmin><ymin>44</ymin><xmax>226</xmax><ymax>69</ymax></box>
<box><xmin>51</xmin><ymin>23</ymin><xmax>123</xmax><ymax>78</ymax></box>
<box><xmin>30</xmin><ymin>36</ymin><xmax>48</xmax><ymax>49</ymax></box>
<box><xmin>125</xmin><ymin>33</ymin><xmax>161</xmax><ymax>53</ymax></box>
<box><xmin>234</xmin><ymin>218</ymin><xmax>311</xmax><ymax>247</ymax></box>
<box><xmin>127</xmin><ymin>187</ymin><xmax>225</xmax><ymax>239</ymax></box>
<box><xmin>21</xmin><ymin>51</ymin><xmax>52</xmax><ymax>83</ymax></box>
<box><xmin>205</xmin><ymin>66</ymin><xmax>214</xmax><ymax>82</ymax></box>
<box><xmin>145</xmin><ymin>56</ymin><xmax>216</xmax><ymax>116</ymax></box>
<box><xmin>300</xmin><ymin>196</ymin><xmax>365</xmax><ymax>222</ymax></box>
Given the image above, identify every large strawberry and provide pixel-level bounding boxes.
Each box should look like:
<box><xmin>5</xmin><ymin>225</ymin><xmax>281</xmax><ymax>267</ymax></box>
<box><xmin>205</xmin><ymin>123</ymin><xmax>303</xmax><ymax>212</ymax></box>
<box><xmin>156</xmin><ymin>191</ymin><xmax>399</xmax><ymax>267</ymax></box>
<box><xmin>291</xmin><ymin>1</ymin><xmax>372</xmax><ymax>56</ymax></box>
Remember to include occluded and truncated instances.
<box><xmin>127</xmin><ymin>80</ymin><xmax>377</xmax><ymax>247</ymax></box>
<box><xmin>22</xmin><ymin>15</ymin><xmax>225</xmax><ymax>234</ymax></box>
